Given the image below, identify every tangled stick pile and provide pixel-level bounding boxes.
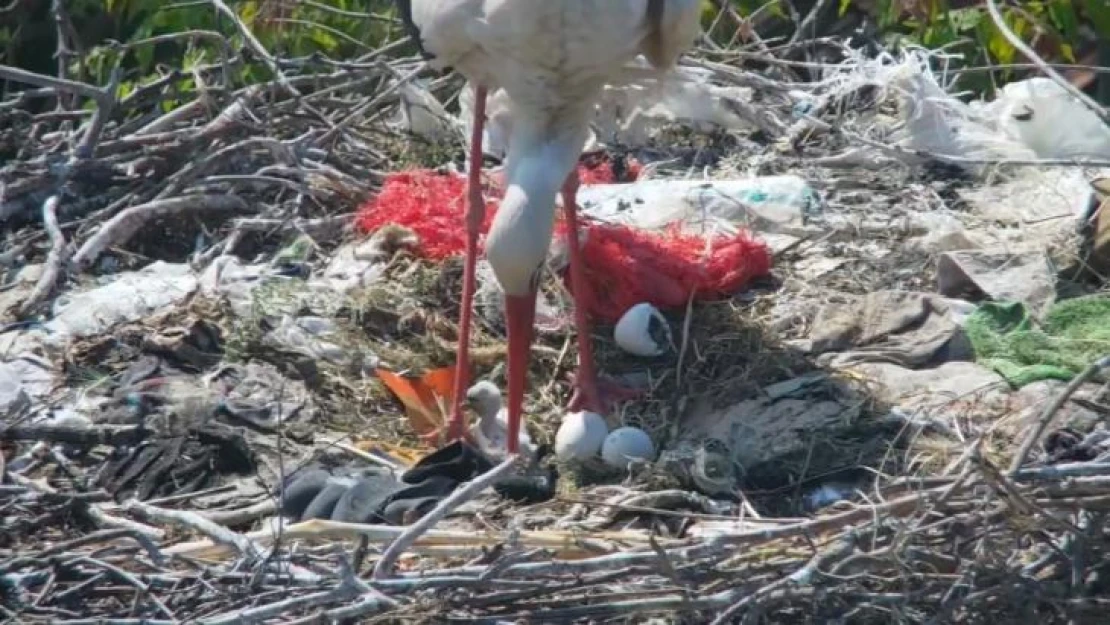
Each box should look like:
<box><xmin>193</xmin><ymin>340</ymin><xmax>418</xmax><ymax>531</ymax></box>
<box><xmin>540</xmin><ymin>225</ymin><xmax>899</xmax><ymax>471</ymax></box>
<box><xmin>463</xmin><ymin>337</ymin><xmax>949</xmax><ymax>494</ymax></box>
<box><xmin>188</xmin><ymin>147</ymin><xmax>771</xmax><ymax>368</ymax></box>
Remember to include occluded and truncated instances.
<box><xmin>2</xmin><ymin>3</ymin><xmax>1109</xmax><ymax>624</ymax></box>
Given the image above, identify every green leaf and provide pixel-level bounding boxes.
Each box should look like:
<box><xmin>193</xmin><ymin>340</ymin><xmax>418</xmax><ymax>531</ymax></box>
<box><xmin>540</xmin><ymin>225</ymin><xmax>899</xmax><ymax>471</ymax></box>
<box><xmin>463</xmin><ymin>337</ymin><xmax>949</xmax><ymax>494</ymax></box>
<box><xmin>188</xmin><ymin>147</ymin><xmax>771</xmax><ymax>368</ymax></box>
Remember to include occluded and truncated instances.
<box><xmin>309</xmin><ymin>28</ymin><xmax>338</xmax><ymax>53</ymax></box>
<box><xmin>878</xmin><ymin>0</ymin><xmax>900</xmax><ymax>28</ymax></box>
<box><xmin>1082</xmin><ymin>0</ymin><xmax>1110</xmax><ymax>38</ymax></box>
<box><xmin>927</xmin><ymin>0</ymin><xmax>944</xmax><ymax>23</ymax></box>
<box><xmin>182</xmin><ymin>47</ymin><xmax>207</xmax><ymax>71</ymax></box>
<box><xmin>1047</xmin><ymin>0</ymin><xmax>1079</xmax><ymax>43</ymax></box>
<box><xmin>699</xmin><ymin>1</ymin><xmax>717</xmax><ymax>27</ymax></box>
<box><xmin>240</xmin><ymin>1</ymin><xmax>260</xmax><ymax>26</ymax></box>
<box><xmin>838</xmin><ymin>0</ymin><xmax>851</xmax><ymax>18</ymax></box>
<box><xmin>948</xmin><ymin>7</ymin><xmax>982</xmax><ymax>32</ymax></box>
<box><xmin>986</xmin><ymin>25</ymin><xmax>1016</xmax><ymax>65</ymax></box>
<box><xmin>115</xmin><ymin>80</ymin><xmax>134</xmax><ymax>102</ymax></box>
<box><xmin>1059</xmin><ymin>43</ymin><xmax>1076</xmax><ymax>63</ymax></box>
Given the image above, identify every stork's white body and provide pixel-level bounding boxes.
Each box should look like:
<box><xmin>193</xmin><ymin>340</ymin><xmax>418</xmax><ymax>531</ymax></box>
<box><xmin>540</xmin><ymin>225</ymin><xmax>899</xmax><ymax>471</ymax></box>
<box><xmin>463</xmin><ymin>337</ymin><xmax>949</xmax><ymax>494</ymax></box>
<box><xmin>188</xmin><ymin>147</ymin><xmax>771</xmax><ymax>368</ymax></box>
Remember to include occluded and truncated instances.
<box><xmin>409</xmin><ymin>0</ymin><xmax>701</xmax><ymax>105</ymax></box>
<box><xmin>403</xmin><ymin>0</ymin><xmax>701</xmax><ymax>455</ymax></box>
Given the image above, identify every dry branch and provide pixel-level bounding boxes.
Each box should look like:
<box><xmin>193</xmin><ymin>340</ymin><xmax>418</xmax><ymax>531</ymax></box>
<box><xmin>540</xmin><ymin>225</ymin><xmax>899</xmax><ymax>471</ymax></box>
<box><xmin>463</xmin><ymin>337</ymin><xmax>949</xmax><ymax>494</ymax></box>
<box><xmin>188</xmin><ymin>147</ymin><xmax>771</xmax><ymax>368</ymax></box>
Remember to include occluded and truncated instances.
<box><xmin>17</xmin><ymin>196</ymin><xmax>67</xmax><ymax>316</ymax></box>
<box><xmin>72</xmin><ymin>195</ymin><xmax>248</xmax><ymax>270</ymax></box>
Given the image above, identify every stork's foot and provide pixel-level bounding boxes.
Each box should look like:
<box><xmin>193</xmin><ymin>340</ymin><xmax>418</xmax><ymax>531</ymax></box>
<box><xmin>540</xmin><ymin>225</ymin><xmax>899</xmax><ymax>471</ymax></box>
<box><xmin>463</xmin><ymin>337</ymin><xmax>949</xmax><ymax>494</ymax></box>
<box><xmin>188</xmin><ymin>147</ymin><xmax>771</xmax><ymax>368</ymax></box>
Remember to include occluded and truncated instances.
<box><xmin>565</xmin><ymin>372</ymin><xmax>643</xmax><ymax>416</ymax></box>
<box><xmin>418</xmin><ymin>414</ymin><xmax>477</xmax><ymax>449</ymax></box>
<box><xmin>420</xmin><ymin>427</ymin><xmax>477</xmax><ymax>450</ymax></box>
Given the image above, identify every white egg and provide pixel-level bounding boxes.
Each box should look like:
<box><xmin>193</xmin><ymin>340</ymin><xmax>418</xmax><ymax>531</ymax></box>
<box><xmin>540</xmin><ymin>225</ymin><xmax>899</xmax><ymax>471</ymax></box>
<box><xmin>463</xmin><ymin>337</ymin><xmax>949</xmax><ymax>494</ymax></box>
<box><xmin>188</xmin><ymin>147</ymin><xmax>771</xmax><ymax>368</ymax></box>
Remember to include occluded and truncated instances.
<box><xmin>601</xmin><ymin>427</ymin><xmax>656</xmax><ymax>469</ymax></box>
<box><xmin>554</xmin><ymin>411</ymin><xmax>609</xmax><ymax>462</ymax></box>
<box><xmin>613</xmin><ymin>302</ymin><xmax>668</xmax><ymax>357</ymax></box>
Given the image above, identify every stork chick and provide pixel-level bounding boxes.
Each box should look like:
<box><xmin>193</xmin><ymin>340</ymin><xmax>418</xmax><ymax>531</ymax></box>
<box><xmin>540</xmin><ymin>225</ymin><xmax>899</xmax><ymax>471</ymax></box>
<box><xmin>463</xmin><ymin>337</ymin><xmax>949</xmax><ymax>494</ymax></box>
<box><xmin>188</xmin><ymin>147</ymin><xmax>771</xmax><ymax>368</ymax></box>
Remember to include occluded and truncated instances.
<box><xmin>466</xmin><ymin>380</ymin><xmax>537</xmax><ymax>461</ymax></box>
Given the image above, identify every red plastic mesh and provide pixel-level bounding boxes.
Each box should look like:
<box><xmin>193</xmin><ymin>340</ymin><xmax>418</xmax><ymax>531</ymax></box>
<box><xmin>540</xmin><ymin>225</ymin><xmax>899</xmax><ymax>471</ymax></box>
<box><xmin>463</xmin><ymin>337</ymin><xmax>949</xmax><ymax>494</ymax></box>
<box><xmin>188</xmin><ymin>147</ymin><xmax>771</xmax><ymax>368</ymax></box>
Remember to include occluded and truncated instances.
<box><xmin>353</xmin><ymin>170</ymin><xmax>500</xmax><ymax>261</ymax></box>
<box><xmin>354</xmin><ymin>162</ymin><xmax>772</xmax><ymax>323</ymax></box>
<box><xmin>572</xmin><ymin>223</ymin><xmax>772</xmax><ymax>323</ymax></box>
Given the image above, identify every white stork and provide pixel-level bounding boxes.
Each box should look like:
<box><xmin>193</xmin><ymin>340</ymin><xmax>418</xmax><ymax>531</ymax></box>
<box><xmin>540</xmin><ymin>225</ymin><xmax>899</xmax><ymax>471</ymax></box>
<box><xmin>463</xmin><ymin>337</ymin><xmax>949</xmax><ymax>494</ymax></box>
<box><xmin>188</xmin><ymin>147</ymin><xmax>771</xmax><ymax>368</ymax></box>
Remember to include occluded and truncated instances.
<box><xmin>396</xmin><ymin>0</ymin><xmax>702</xmax><ymax>454</ymax></box>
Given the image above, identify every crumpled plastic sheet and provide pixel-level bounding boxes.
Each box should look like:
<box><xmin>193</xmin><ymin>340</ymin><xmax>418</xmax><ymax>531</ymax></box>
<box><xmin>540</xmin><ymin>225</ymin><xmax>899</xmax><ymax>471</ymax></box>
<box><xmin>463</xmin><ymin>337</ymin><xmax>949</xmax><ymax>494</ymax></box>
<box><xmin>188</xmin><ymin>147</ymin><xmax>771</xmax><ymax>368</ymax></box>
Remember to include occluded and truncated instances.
<box><xmin>209</xmin><ymin>361</ymin><xmax>318</xmax><ymax>430</ymax></box>
<box><xmin>937</xmin><ymin>250</ymin><xmax>1057</xmax><ymax>319</ymax></box>
<box><xmin>576</xmin><ymin>175</ymin><xmax>822</xmax><ymax>237</ymax></box>
<box><xmin>46</xmin><ymin>261</ymin><xmax>197</xmax><ymax>344</ymax></box>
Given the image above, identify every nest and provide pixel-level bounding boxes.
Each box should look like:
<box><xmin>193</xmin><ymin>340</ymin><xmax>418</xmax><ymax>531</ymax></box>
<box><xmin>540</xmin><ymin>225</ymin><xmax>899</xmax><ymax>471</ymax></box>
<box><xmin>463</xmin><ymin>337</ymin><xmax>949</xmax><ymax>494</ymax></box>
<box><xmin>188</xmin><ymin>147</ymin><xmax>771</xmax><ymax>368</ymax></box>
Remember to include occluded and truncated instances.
<box><xmin>3</xmin><ymin>2</ymin><xmax>1110</xmax><ymax>623</ymax></box>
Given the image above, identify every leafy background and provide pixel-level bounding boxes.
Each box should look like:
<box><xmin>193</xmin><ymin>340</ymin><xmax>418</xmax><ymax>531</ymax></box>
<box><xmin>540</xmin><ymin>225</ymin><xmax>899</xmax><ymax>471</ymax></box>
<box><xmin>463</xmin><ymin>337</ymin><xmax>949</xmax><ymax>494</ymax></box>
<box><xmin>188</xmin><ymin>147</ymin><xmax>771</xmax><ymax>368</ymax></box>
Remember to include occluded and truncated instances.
<box><xmin>1</xmin><ymin>0</ymin><xmax>1108</xmax><ymax>113</ymax></box>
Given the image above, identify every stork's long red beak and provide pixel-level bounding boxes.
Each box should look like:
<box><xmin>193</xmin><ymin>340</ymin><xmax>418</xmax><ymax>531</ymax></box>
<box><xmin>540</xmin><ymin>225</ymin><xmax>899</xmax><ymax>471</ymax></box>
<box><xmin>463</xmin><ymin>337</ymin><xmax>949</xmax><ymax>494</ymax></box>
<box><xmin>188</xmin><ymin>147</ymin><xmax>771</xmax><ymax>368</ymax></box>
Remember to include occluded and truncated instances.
<box><xmin>503</xmin><ymin>292</ymin><xmax>536</xmax><ymax>454</ymax></box>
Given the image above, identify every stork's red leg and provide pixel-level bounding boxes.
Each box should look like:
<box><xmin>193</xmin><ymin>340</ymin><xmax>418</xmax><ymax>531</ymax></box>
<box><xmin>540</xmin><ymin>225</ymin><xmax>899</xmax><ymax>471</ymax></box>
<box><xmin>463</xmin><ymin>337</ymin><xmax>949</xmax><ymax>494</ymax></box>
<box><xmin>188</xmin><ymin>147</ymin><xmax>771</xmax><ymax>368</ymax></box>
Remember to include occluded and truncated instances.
<box><xmin>503</xmin><ymin>291</ymin><xmax>536</xmax><ymax>455</ymax></box>
<box><xmin>561</xmin><ymin>171</ymin><xmax>642</xmax><ymax>415</ymax></box>
<box><xmin>446</xmin><ymin>85</ymin><xmax>489</xmax><ymax>443</ymax></box>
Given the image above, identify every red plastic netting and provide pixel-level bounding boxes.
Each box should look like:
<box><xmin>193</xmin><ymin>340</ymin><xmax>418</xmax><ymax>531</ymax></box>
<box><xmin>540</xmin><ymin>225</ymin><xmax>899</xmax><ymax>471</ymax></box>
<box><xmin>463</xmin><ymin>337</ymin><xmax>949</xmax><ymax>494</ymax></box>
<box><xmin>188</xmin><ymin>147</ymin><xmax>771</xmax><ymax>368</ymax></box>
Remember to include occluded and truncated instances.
<box><xmin>354</xmin><ymin>161</ymin><xmax>772</xmax><ymax>324</ymax></box>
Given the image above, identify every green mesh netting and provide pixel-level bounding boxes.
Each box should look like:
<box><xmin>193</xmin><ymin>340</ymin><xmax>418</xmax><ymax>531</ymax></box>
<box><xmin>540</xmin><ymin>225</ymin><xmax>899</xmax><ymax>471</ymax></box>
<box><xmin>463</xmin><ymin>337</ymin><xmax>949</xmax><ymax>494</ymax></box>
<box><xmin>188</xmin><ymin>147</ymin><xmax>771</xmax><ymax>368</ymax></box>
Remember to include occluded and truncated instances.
<box><xmin>965</xmin><ymin>295</ymin><xmax>1110</xmax><ymax>387</ymax></box>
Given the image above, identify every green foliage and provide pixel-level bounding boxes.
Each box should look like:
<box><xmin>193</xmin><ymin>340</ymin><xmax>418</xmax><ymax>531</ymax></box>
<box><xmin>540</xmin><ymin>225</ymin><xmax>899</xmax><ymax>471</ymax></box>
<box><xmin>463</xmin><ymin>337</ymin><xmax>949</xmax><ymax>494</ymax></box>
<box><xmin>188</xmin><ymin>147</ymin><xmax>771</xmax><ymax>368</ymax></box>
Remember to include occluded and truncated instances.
<box><xmin>879</xmin><ymin>0</ymin><xmax>1103</xmax><ymax>94</ymax></box>
<box><xmin>1</xmin><ymin>0</ymin><xmax>404</xmax><ymax>111</ymax></box>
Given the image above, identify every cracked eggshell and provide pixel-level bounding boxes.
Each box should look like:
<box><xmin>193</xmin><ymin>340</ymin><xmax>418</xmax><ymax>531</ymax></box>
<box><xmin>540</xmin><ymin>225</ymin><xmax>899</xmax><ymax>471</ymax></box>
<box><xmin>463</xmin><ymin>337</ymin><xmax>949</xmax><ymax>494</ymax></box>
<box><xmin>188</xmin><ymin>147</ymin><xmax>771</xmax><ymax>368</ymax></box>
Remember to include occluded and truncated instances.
<box><xmin>601</xmin><ymin>426</ymin><xmax>656</xmax><ymax>470</ymax></box>
<box><xmin>554</xmin><ymin>411</ymin><xmax>609</xmax><ymax>462</ymax></box>
<box><xmin>614</xmin><ymin>302</ymin><xmax>668</xmax><ymax>357</ymax></box>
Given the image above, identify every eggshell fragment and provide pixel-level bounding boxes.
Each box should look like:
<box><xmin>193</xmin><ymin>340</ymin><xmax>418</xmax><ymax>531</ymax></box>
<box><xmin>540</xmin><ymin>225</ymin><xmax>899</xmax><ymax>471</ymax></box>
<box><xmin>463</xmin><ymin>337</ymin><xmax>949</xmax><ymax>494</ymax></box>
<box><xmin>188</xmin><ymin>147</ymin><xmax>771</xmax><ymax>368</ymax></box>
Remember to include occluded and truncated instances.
<box><xmin>614</xmin><ymin>302</ymin><xmax>668</xmax><ymax>357</ymax></box>
<box><xmin>554</xmin><ymin>411</ymin><xmax>609</xmax><ymax>462</ymax></box>
<box><xmin>601</xmin><ymin>426</ymin><xmax>656</xmax><ymax>469</ymax></box>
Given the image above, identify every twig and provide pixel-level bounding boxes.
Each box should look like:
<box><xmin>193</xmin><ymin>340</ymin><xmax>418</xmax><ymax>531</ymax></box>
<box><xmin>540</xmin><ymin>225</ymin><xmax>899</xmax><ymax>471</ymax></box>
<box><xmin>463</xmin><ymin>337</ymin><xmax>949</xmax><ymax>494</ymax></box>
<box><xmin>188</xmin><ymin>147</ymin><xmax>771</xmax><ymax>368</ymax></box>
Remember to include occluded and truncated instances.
<box><xmin>207</xmin><ymin>0</ymin><xmax>335</xmax><ymax>130</ymax></box>
<box><xmin>788</xmin><ymin>0</ymin><xmax>831</xmax><ymax>46</ymax></box>
<box><xmin>5</xmin><ymin>472</ymin><xmax>164</xmax><ymax>540</ymax></box>
<box><xmin>200</xmin><ymin>584</ymin><xmax>383</xmax><ymax>625</ymax></box>
<box><xmin>164</xmin><ymin>517</ymin><xmax>662</xmax><ymax>560</ymax></box>
<box><xmin>972</xmin><ymin>450</ymin><xmax>1081</xmax><ymax>535</ymax></box>
<box><xmin>17</xmin><ymin>196</ymin><xmax>67</xmax><ymax>316</ymax></box>
<box><xmin>198</xmin><ymin>499</ymin><xmax>278</xmax><ymax>527</ymax></box>
<box><xmin>66</xmin><ymin>556</ymin><xmax>176</xmax><ymax>620</ymax></box>
<box><xmin>52</xmin><ymin>0</ymin><xmax>73</xmax><ymax>110</ymax></box>
<box><xmin>1007</xmin><ymin>355</ymin><xmax>1110</xmax><ymax>475</ymax></box>
<box><xmin>372</xmin><ymin>455</ymin><xmax>520</xmax><ymax>579</ymax></box>
<box><xmin>32</xmin><ymin>527</ymin><xmax>165</xmax><ymax>565</ymax></box>
<box><xmin>0</xmin><ymin>62</ymin><xmax>119</xmax><ymax>160</ymax></box>
<box><xmin>72</xmin><ymin>194</ymin><xmax>248</xmax><ymax>270</ymax></box>
<box><xmin>299</xmin><ymin>0</ymin><xmax>398</xmax><ymax>22</ymax></box>
<box><xmin>0</xmin><ymin>422</ymin><xmax>142</xmax><ymax>446</ymax></box>
<box><xmin>123</xmin><ymin>499</ymin><xmax>264</xmax><ymax>560</ymax></box>
<box><xmin>709</xmin><ymin>535</ymin><xmax>857</xmax><ymax>624</ymax></box>
<box><xmin>202</xmin><ymin>588</ymin><xmax>353</xmax><ymax>625</ymax></box>
<box><xmin>1014</xmin><ymin>462</ymin><xmax>1110</xmax><ymax>482</ymax></box>
<box><xmin>0</xmin><ymin>64</ymin><xmax>108</xmax><ymax>105</ymax></box>
<box><xmin>73</xmin><ymin>67</ymin><xmax>121</xmax><ymax>159</ymax></box>
<box><xmin>315</xmin><ymin>62</ymin><xmax>427</xmax><ymax>146</ymax></box>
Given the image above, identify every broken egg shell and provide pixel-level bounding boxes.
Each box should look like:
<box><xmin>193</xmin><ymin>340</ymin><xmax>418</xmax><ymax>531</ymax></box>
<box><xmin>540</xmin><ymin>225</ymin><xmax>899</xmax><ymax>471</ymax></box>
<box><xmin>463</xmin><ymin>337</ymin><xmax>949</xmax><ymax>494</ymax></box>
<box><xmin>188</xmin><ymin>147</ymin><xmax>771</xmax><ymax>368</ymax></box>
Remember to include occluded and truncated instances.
<box><xmin>601</xmin><ymin>426</ymin><xmax>656</xmax><ymax>470</ymax></box>
<box><xmin>613</xmin><ymin>302</ymin><xmax>668</xmax><ymax>357</ymax></box>
<box><xmin>554</xmin><ymin>411</ymin><xmax>609</xmax><ymax>462</ymax></box>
